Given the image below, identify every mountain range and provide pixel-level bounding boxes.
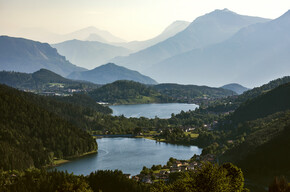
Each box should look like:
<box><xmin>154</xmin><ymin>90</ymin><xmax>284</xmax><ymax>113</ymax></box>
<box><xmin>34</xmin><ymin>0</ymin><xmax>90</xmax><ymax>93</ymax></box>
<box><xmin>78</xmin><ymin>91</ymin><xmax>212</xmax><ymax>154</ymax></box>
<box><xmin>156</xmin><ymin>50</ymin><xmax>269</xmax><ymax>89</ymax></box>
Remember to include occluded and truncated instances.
<box><xmin>111</xmin><ymin>9</ymin><xmax>270</xmax><ymax>73</ymax></box>
<box><xmin>51</xmin><ymin>21</ymin><xmax>190</xmax><ymax>69</ymax></box>
<box><xmin>2</xmin><ymin>9</ymin><xmax>290</xmax><ymax>89</ymax></box>
<box><xmin>13</xmin><ymin>26</ymin><xmax>126</xmax><ymax>44</ymax></box>
<box><xmin>52</xmin><ymin>40</ymin><xmax>131</xmax><ymax>69</ymax></box>
<box><xmin>67</xmin><ymin>63</ymin><xmax>157</xmax><ymax>85</ymax></box>
<box><xmin>144</xmin><ymin>10</ymin><xmax>290</xmax><ymax>87</ymax></box>
<box><xmin>0</xmin><ymin>36</ymin><xmax>86</xmax><ymax>76</ymax></box>
<box><xmin>113</xmin><ymin>20</ymin><xmax>190</xmax><ymax>52</ymax></box>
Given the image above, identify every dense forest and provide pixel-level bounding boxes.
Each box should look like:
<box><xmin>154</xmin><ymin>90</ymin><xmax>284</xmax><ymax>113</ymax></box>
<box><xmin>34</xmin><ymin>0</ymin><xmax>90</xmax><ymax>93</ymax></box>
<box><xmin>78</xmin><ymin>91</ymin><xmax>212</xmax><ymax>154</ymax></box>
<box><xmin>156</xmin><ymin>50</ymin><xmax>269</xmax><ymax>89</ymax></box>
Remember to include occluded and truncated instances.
<box><xmin>89</xmin><ymin>80</ymin><xmax>173</xmax><ymax>104</ymax></box>
<box><xmin>0</xmin><ymin>84</ymin><xmax>97</xmax><ymax>170</ymax></box>
<box><xmin>51</xmin><ymin>93</ymin><xmax>112</xmax><ymax>114</ymax></box>
<box><xmin>230</xmin><ymin>82</ymin><xmax>290</xmax><ymax>123</ymax></box>
<box><xmin>221</xmin><ymin>111</ymin><xmax>290</xmax><ymax>179</ymax></box>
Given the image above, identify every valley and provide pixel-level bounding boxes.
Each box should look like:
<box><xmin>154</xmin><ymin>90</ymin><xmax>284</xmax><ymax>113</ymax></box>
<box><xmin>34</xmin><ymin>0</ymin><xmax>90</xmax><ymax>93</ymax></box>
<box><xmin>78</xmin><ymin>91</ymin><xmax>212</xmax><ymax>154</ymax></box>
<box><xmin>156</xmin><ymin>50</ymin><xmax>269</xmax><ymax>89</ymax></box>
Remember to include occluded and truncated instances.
<box><xmin>1</xmin><ymin>5</ymin><xmax>290</xmax><ymax>192</ymax></box>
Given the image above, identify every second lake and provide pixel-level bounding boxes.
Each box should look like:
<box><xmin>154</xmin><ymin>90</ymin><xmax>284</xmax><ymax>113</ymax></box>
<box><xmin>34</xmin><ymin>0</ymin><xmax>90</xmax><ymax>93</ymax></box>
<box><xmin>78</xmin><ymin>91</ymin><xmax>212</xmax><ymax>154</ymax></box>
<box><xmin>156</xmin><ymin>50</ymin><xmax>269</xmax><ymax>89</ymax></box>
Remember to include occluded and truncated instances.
<box><xmin>54</xmin><ymin>137</ymin><xmax>202</xmax><ymax>176</ymax></box>
<box><xmin>109</xmin><ymin>103</ymin><xmax>198</xmax><ymax>119</ymax></box>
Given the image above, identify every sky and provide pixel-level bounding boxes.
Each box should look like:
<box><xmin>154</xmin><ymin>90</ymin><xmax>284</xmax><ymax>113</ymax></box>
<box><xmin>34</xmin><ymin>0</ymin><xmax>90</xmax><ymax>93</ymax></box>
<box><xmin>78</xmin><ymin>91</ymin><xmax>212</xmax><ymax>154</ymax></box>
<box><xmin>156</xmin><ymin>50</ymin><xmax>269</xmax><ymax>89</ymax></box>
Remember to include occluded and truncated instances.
<box><xmin>0</xmin><ymin>0</ymin><xmax>290</xmax><ymax>41</ymax></box>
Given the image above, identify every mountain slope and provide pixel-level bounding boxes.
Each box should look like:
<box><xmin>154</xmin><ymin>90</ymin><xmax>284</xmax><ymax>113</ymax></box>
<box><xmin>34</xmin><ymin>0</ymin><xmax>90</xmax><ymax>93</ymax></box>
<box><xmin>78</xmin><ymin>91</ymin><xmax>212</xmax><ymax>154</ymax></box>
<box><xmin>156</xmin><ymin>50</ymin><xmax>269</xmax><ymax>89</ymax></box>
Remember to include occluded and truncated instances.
<box><xmin>68</xmin><ymin>63</ymin><xmax>157</xmax><ymax>85</ymax></box>
<box><xmin>0</xmin><ymin>84</ymin><xmax>97</xmax><ymax>170</ymax></box>
<box><xmin>0</xmin><ymin>36</ymin><xmax>86</xmax><ymax>76</ymax></box>
<box><xmin>221</xmin><ymin>111</ymin><xmax>290</xmax><ymax>185</ymax></box>
<box><xmin>113</xmin><ymin>20</ymin><xmax>190</xmax><ymax>52</ymax></box>
<box><xmin>231</xmin><ymin>82</ymin><xmax>290</xmax><ymax>123</ymax></box>
<box><xmin>0</xmin><ymin>69</ymin><xmax>99</xmax><ymax>90</ymax></box>
<box><xmin>219</xmin><ymin>83</ymin><xmax>290</xmax><ymax>184</ymax></box>
<box><xmin>221</xmin><ymin>83</ymin><xmax>249</xmax><ymax>94</ymax></box>
<box><xmin>148</xmin><ymin>10</ymin><xmax>290</xmax><ymax>87</ymax></box>
<box><xmin>112</xmin><ymin>9</ymin><xmax>269</xmax><ymax>72</ymax></box>
<box><xmin>52</xmin><ymin>40</ymin><xmax>132</xmax><ymax>69</ymax></box>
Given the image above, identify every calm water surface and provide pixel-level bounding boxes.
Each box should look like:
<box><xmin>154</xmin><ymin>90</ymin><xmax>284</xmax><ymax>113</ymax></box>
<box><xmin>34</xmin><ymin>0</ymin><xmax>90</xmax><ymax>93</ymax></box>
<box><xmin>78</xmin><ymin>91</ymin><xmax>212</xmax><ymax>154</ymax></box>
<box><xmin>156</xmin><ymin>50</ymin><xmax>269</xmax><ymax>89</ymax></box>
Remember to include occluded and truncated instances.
<box><xmin>110</xmin><ymin>103</ymin><xmax>198</xmax><ymax>118</ymax></box>
<box><xmin>54</xmin><ymin>137</ymin><xmax>202</xmax><ymax>176</ymax></box>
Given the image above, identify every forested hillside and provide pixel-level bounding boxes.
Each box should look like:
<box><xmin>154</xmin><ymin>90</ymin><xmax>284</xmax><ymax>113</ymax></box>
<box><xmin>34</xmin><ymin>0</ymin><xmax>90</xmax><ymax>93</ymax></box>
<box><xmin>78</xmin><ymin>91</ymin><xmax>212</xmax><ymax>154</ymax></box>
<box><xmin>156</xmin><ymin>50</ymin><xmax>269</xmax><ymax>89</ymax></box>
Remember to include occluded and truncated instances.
<box><xmin>0</xmin><ymin>84</ymin><xmax>97</xmax><ymax>170</ymax></box>
<box><xmin>237</xmin><ymin>76</ymin><xmax>290</xmax><ymax>103</ymax></box>
<box><xmin>215</xmin><ymin>83</ymin><xmax>290</xmax><ymax>189</ymax></box>
<box><xmin>231</xmin><ymin>82</ymin><xmax>290</xmax><ymax>123</ymax></box>
<box><xmin>153</xmin><ymin>83</ymin><xmax>236</xmax><ymax>103</ymax></box>
<box><xmin>221</xmin><ymin>111</ymin><xmax>290</xmax><ymax>175</ymax></box>
<box><xmin>89</xmin><ymin>80</ymin><xmax>173</xmax><ymax>104</ymax></box>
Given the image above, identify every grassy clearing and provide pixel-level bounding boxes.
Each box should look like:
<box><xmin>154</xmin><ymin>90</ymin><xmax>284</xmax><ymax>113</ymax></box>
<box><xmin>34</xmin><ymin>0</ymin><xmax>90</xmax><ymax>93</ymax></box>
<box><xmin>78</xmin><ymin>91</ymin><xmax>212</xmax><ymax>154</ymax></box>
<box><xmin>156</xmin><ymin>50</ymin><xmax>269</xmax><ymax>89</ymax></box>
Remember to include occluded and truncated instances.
<box><xmin>184</xmin><ymin>132</ymin><xmax>199</xmax><ymax>138</ymax></box>
<box><xmin>53</xmin><ymin>159</ymin><xmax>70</xmax><ymax>166</ymax></box>
<box><xmin>143</xmin><ymin>131</ymin><xmax>158</xmax><ymax>136</ymax></box>
<box><xmin>52</xmin><ymin>150</ymin><xmax>98</xmax><ymax>167</ymax></box>
<box><xmin>153</xmin><ymin>169</ymin><xmax>170</xmax><ymax>174</ymax></box>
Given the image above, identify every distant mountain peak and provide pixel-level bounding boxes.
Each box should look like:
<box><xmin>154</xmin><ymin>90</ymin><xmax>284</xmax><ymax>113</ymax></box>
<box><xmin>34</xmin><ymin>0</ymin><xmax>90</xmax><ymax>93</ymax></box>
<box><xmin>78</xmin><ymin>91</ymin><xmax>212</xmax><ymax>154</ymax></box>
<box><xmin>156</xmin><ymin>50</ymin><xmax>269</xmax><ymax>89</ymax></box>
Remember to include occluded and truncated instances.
<box><xmin>221</xmin><ymin>83</ymin><xmax>249</xmax><ymax>95</ymax></box>
<box><xmin>285</xmin><ymin>9</ymin><xmax>290</xmax><ymax>15</ymax></box>
<box><xmin>68</xmin><ymin>63</ymin><xmax>157</xmax><ymax>85</ymax></box>
<box><xmin>277</xmin><ymin>9</ymin><xmax>290</xmax><ymax>19</ymax></box>
<box><xmin>212</xmin><ymin>8</ymin><xmax>236</xmax><ymax>14</ymax></box>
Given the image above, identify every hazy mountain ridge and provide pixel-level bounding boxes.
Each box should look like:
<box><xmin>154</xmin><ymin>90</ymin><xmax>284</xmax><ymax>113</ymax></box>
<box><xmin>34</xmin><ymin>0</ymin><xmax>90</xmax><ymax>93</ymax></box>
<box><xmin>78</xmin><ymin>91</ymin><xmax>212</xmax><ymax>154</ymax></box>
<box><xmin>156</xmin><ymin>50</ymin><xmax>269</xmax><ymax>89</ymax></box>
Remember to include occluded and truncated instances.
<box><xmin>113</xmin><ymin>20</ymin><xmax>190</xmax><ymax>52</ymax></box>
<box><xmin>112</xmin><ymin>9</ymin><xmax>270</xmax><ymax>72</ymax></box>
<box><xmin>68</xmin><ymin>63</ymin><xmax>157</xmax><ymax>85</ymax></box>
<box><xmin>221</xmin><ymin>83</ymin><xmax>249</xmax><ymax>94</ymax></box>
<box><xmin>146</xmin><ymin>10</ymin><xmax>290</xmax><ymax>87</ymax></box>
<box><xmin>52</xmin><ymin>39</ymin><xmax>132</xmax><ymax>69</ymax></box>
<box><xmin>13</xmin><ymin>26</ymin><xmax>126</xmax><ymax>44</ymax></box>
<box><xmin>66</xmin><ymin>26</ymin><xmax>126</xmax><ymax>43</ymax></box>
<box><xmin>0</xmin><ymin>36</ymin><xmax>86</xmax><ymax>76</ymax></box>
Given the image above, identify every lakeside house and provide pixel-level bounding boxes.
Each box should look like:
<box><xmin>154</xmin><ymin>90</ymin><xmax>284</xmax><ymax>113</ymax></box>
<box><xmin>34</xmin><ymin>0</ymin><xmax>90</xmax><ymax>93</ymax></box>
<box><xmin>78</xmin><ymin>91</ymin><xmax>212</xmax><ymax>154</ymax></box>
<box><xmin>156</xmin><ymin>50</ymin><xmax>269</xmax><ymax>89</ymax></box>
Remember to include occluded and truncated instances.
<box><xmin>134</xmin><ymin>154</ymin><xmax>217</xmax><ymax>184</ymax></box>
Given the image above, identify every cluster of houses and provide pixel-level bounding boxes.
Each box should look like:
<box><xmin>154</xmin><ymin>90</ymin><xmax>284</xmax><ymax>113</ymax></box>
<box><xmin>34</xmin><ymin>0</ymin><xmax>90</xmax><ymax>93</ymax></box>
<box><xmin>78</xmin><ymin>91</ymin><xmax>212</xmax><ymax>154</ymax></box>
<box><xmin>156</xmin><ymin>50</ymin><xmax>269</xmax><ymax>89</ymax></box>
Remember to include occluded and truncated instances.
<box><xmin>129</xmin><ymin>154</ymin><xmax>216</xmax><ymax>184</ymax></box>
<box><xmin>35</xmin><ymin>88</ymin><xmax>87</xmax><ymax>97</ymax></box>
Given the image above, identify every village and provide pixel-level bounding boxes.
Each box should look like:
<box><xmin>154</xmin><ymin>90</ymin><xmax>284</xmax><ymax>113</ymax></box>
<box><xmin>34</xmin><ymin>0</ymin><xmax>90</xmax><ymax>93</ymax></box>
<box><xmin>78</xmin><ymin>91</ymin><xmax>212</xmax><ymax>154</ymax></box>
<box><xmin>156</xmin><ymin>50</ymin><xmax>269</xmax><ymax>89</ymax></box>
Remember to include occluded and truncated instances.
<box><xmin>127</xmin><ymin>154</ymin><xmax>216</xmax><ymax>184</ymax></box>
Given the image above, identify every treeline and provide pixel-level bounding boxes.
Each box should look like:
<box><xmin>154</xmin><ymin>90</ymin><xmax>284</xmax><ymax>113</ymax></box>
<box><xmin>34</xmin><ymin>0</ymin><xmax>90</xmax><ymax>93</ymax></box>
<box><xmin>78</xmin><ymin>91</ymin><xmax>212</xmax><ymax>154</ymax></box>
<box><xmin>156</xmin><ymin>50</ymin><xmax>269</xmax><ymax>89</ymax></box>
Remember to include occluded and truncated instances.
<box><xmin>0</xmin><ymin>169</ymin><xmax>148</xmax><ymax>192</ymax></box>
<box><xmin>153</xmin><ymin>83</ymin><xmax>236</xmax><ymax>103</ymax></box>
<box><xmin>0</xmin><ymin>162</ymin><xmax>248</xmax><ymax>192</ymax></box>
<box><xmin>151</xmin><ymin>162</ymin><xmax>248</xmax><ymax>192</ymax></box>
<box><xmin>0</xmin><ymin>84</ymin><xmax>97</xmax><ymax>170</ymax></box>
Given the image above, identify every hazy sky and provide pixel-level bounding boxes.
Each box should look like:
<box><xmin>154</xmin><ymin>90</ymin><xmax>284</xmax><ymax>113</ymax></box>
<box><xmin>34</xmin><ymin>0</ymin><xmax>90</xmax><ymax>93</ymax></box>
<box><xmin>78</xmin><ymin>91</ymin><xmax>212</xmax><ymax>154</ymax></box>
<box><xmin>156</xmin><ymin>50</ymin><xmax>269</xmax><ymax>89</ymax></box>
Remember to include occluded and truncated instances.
<box><xmin>1</xmin><ymin>0</ymin><xmax>290</xmax><ymax>41</ymax></box>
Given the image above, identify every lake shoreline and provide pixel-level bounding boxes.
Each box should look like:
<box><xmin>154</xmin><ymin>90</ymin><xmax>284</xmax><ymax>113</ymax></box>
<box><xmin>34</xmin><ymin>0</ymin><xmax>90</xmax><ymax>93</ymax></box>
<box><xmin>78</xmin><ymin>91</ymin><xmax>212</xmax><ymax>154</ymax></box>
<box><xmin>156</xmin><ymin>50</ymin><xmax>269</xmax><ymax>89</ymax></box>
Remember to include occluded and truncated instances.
<box><xmin>46</xmin><ymin>150</ymin><xmax>98</xmax><ymax>169</ymax></box>
<box><xmin>53</xmin><ymin>137</ymin><xmax>202</xmax><ymax>176</ymax></box>
<box><xmin>109</xmin><ymin>103</ymin><xmax>198</xmax><ymax>119</ymax></box>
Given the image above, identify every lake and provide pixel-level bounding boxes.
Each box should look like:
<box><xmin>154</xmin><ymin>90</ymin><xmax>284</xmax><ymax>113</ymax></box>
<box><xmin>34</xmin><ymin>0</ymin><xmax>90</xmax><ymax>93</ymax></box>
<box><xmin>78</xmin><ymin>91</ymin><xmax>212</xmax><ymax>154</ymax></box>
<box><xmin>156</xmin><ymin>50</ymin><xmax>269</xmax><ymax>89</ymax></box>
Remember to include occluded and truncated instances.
<box><xmin>110</xmin><ymin>103</ymin><xmax>198</xmax><ymax>118</ymax></box>
<box><xmin>54</xmin><ymin>137</ymin><xmax>202</xmax><ymax>176</ymax></box>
